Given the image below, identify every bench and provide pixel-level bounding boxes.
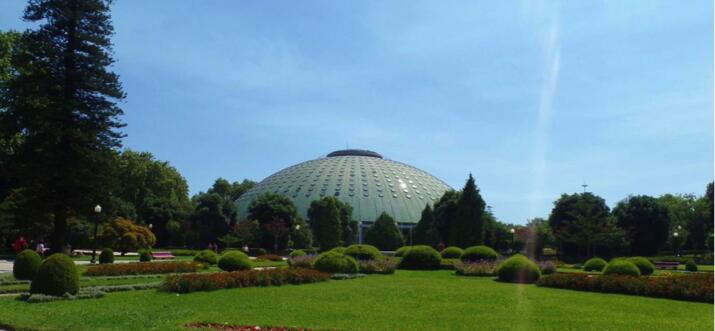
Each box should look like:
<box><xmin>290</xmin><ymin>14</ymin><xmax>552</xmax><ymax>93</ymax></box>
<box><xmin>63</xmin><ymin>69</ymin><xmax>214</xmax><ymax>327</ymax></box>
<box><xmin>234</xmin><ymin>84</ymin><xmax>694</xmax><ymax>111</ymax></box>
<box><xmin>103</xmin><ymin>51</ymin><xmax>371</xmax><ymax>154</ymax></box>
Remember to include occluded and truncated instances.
<box><xmin>654</xmin><ymin>261</ymin><xmax>679</xmax><ymax>270</ymax></box>
<box><xmin>151</xmin><ymin>251</ymin><xmax>175</xmax><ymax>260</ymax></box>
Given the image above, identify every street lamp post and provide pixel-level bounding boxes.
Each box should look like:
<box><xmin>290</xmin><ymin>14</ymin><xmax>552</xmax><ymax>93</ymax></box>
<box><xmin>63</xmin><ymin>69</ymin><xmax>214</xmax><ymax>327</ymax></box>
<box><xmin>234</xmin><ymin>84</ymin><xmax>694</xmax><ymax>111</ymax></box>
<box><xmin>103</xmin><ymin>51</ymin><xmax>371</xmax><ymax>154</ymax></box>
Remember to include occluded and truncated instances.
<box><xmin>90</xmin><ymin>204</ymin><xmax>101</xmax><ymax>264</ymax></box>
<box><xmin>673</xmin><ymin>231</ymin><xmax>680</xmax><ymax>257</ymax></box>
<box><xmin>509</xmin><ymin>228</ymin><xmax>516</xmax><ymax>254</ymax></box>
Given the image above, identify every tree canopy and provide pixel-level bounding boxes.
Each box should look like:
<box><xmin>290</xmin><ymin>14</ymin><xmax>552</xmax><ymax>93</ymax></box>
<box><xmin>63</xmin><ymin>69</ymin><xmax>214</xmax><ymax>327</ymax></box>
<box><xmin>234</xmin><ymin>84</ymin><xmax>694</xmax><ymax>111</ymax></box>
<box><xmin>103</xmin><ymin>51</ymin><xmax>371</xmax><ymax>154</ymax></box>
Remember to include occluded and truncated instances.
<box><xmin>613</xmin><ymin>195</ymin><xmax>670</xmax><ymax>256</ymax></box>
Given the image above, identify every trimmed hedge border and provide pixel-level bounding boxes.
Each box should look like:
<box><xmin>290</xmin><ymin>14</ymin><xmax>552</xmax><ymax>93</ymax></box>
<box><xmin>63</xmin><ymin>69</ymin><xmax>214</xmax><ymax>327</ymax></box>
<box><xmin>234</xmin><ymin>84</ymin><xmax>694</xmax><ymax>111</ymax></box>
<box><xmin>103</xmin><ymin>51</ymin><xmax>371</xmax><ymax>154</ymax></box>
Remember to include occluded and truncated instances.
<box><xmin>84</xmin><ymin>262</ymin><xmax>200</xmax><ymax>276</ymax></box>
<box><xmin>161</xmin><ymin>268</ymin><xmax>329</xmax><ymax>293</ymax></box>
<box><xmin>536</xmin><ymin>273</ymin><xmax>713</xmax><ymax>303</ymax></box>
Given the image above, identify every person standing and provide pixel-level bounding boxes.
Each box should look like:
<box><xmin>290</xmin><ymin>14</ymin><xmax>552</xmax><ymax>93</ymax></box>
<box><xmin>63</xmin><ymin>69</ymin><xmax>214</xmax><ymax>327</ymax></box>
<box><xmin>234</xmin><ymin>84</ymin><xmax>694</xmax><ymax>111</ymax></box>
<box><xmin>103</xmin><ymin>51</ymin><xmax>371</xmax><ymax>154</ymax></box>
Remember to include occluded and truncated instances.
<box><xmin>35</xmin><ymin>240</ymin><xmax>45</xmax><ymax>257</ymax></box>
<box><xmin>13</xmin><ymin>236</ymin><xmax>28</xmax><ymax>253</ymax></box>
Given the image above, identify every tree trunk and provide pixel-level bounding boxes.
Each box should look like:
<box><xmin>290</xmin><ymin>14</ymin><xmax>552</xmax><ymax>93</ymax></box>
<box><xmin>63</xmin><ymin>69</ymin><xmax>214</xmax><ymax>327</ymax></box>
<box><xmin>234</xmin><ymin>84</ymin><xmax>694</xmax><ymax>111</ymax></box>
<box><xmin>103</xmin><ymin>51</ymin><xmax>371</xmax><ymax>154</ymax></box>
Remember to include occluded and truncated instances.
<box><xmin>51</xmin><ymin>206</ymin><xmax>68</xmax><ymax>254</ymax></box>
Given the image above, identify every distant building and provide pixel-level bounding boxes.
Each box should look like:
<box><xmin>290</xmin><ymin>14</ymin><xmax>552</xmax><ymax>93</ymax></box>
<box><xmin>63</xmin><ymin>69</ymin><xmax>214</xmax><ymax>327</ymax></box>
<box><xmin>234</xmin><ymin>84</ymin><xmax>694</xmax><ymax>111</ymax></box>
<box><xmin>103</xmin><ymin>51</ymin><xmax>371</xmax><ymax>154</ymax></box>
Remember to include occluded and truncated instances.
<box><xmin>236</xmin><ymin>149</ymin><xmax>452</xmax><ymax>243</ymax></box>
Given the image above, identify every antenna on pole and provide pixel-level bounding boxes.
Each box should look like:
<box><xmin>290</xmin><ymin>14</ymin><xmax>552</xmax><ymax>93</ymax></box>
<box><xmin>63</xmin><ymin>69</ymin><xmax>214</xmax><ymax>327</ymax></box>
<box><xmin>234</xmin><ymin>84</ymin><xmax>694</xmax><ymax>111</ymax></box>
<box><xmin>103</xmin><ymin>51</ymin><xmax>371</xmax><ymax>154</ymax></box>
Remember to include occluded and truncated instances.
<box><xmin>581</xmin><ymin>181</ymin><xmax>588</xmax><ymax>193</ymax></box>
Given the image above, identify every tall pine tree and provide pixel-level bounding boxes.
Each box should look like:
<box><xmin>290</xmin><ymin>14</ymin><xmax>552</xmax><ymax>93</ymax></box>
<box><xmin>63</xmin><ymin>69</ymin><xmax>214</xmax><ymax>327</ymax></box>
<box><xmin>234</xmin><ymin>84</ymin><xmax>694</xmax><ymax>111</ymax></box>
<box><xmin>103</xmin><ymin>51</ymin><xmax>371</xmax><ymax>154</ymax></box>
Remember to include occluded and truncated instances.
<box><xmin>307</xmin><ymin>196</ymin><xmax>342</xmax><ymax>250</ymax></box>
<box><xmin>0</xmin><ymin>0</ymin><xmax>125</xmax><ymax>253</ymax></box>
<box><xmin>448</xmin><ymin>174</ymin><xmax>486</xmax><ymax>247</ymax></box>
<box><xmin>413</xmin><ymin>204</ymin><xmax>439</xmax><ymax>247</ymax></box>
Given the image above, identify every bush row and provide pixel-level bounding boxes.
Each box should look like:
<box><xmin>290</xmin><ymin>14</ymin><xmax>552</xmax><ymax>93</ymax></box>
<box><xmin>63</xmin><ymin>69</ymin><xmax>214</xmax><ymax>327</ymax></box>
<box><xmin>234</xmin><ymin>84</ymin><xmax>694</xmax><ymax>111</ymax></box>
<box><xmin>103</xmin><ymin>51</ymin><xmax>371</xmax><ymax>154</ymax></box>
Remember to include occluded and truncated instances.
<box><xmin>84</xmin><ymin>261</ymin><xmax>200</xmax><ymax>276</ymax></box>
<box><xmin>536</xmin><ymin>272</ymin><xmax>713</xmax><ymax>303</ymax></box>
<box><xmin>160</xmin><ymin>268</ymin><xmax>330</xmax><ymax>293</ymax></box>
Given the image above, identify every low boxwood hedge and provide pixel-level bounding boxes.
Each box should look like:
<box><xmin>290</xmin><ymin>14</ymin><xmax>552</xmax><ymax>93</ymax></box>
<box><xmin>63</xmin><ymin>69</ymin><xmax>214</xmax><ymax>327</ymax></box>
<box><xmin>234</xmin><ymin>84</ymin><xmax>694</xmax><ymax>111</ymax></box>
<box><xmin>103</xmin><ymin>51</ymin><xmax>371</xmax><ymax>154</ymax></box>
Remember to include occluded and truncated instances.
<box><xmin>394</xmin><ymin>246</ymin><xmax>411</xmax><ymax>257</ymax></box>
<box><xmin>583</xmin><ymin>257</ymin><xmax>607</xmax><ymax>272</ymax></box>
<box><xmin>13</xmin><ymin>249</ymin><xmax>42</xmax><ymax>280</ymax></box>
<box><xmin>462</xmin><ymin>246</ymin><xmax>498</xmax><ymax>262</ymax></box>
<box><xmin>30</xmin><ymin>253</ymin><xmax>79</xmax><ymax>296</ymax></box>
<box><xmin>312</xmin><ymin>252</ymin><xmax>358</xmax><ymax>274</ymax></box>
<box><xmin>603</xmin><ymin>259</ymin><xmax>640</xmax><ymax>277</ymax></box>
<box><xmin>161</xmin><ymin>268</ymin><xmax>330</xmax><ymax>293</ymax></box>
<box><xmin>398</xmin><ymin>245</ymin><xmax>441</xmax><ymax>270</ymax></box>
<box><xmin>139</xmin><ymin>249</ymin><xmax>152</xmax><ymax>262</ymax></box>
<box><xmin>627</xmin><ymin>257</ymin><xmax>655</xmax><ymax>276</ymax></box>
<box><xmin>218</xmin><ymin>251</ymin><xmax>252</xmax><ymax>272</ymax></box>
<box><xmin>194</xmin><ymin>250</ymin><xmax>218</xmax><ymax>265</ymax></box>
<box><xmin>344</xmin><ymin>244</ymin><xmax>383</xmax><ymax>261</ymax></box>
<box><xmin>84</xmin><ymin>261</ymin><xmax>199</xmax><ymax>276</ymax></box>
<box><xmin>98</xmin><ymin>248</ymin><xmax>114</xmax><ymax>264</ymax></box>
<box><xmin>440</xmin><ymin>247</ymin><xmax>464</xmax><ymax>259</ymax></box>
<box><xmin>496</xmin><ymin>254</ymin><xmax>540</xmax><ymax>283</ymax></box>
<box><xmin>289</xmin><ymin>249</ymin><xmax>306</xmax><ymax>257</ymax></box>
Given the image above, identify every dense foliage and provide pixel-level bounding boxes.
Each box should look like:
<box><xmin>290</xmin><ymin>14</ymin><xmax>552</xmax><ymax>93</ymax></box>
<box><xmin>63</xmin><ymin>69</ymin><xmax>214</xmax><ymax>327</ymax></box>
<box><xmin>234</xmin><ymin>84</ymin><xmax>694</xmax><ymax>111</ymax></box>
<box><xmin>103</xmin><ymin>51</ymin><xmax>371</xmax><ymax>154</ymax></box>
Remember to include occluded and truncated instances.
<box><xmin>449</xmin><ymin>174</ymin><xmax>486</xmax><ymax>247</ymax></box>
<box><xmin>308</xmin><ymin>197</ymin><xmax>342</xmax><ymax>249</ymax></box>
<box><xmin>98</xmin><ymin>248</ymin><xmax>114</xmax><ymax>264</ymax></box>
<box><xmin>218</xmin><ymin>251</ymin><xmax>252</xmax><ymax>272</ymax></box>
<box><xmin>247</xmin><ymin>193</ymin><xmax>298</xmax><ymax>251</ymax></box>
<box><xmin>413</xmin><ymin>204</ymin><xmax>439</xmax><ymax>247</ymax></box>
<box><xmin>29</xmin><ymin>253</ymin><xmax>79</xmax><ymax>296</ymax></box>
<box><xmin>613</xmin><ymin>195</ymin><xmax>670</xmax><ymax>256</ymax></box>
<box><xmin>582</xmin><ymin>257</ymin><xmax>607</xmax><ymax>272</ymax></box>
<box><xmin>13</xmin><ymin>249</ymin><xmax>41</xmax><ymax>280</ymax></box>
<box><xmin>602</xmin><ymin>260</ymin><xmax>640</xmax><ymax>277</ymax></box>
<box><xmin>312</xmin><ymin>251</ymin><xmax>358</xmax><ymax>274</ymax></box>
<box><xmin>399</xmin><ymin>245</ymin><xmax>441</xmax><ymax>270</ymax></box>
<box><xmin>100</xmin><ymin>217</ymin><xmax>156</xmax><ymax>254</ymax></box>
<box><xmin>161</xmin><ymin>268</ymin><xmax>330</xmax><ymax>293</ymax></box>
<box><xmin>626</xmin><ymin>257</ymin><xmax>655</xmax><ymax>276</ymax></box>
<box><xmin>461</xmin><ymin>246</ymin><xmax>498</xmax><ymax>262</ymax></box>
<box><xmin>194</xmin><ymin>250</ymin><xmax>218</xmax><ymax>265</ymax></box>
<box><xmin>440</xmin><ymin>246</ymin><xmax>464</xmax><ymax>259</ymax></box>
<box><xmin>495</xmin><ymin>254</ymin><xmax>540</xmax><ymax>283</ymax></box>
<box><xmin>84</xmin><ymin>261</ymin><xmax>199</xmax><ymax>276</ymax></box>
<box><xmin>395</xmin><ymin>246</ymin><xmax>411</xmax><ymax>257</ymax></box>
<box><xmin>364</xmin><ymin>212</ymin><xmax>404</xmax><ymax>250</ymax></box>
<box><xmin>139</xmin><ymin>249</ymin><xmax>152</xmax><ymax>262</ymax></box>
<box><xmin>537</xmin><ymin>273</ymin><xmax>713</xmax><ymax>303</ymax></box>
<box><xmin>358</xmin><ymin>258</ymin><xmax>398</xmax><ymax>274</ymax></box>
<box><xmin>454</xmin><ymin>261</ymin><xmax>497</xmax><ymax>276</ymax></box>
<box><xmin>344</xmin><ymin>244</ymin><xmax>382</xmax><ymax>261</ymax></box>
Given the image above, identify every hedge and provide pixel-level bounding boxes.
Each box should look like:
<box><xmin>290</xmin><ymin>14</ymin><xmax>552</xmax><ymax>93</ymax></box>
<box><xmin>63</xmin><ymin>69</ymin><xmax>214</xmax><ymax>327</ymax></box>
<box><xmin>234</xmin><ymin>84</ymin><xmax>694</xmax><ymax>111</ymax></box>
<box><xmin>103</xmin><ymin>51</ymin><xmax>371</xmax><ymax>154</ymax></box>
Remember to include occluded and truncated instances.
<box><xmin>139</xmin><ymin>249</ymin><xmax>152</xmax><ymax>262</ymax></box>
<box><xmin>30</xmin><ymin>253</ymin><xmax>79</xmax><ymax>296</ymax></box>
<box><xmin>454</xmin><ymin>261</ymin><xmax>496</xmax><ymax>277</ymax></box>
<box><xmin>13</xmin><ymin>250</ymin><xmax>42</xmax><ymax>280</ymax></box>
<box><xmin>627</xmin><ymin>257</ymin><xmax>655</xmax><ymax>276</ymax></box>
<box><xmin>358</xmin><ymin>258</ymin><xmax>398</xmax><ymax>274</ymax></box>
<box><xmin>462</xmin><ymin>246</ymin><xmax>498</xmax><ymax>262</ymax></box>
<box><xmin>257</xmin><ymin>254</ymin><xmax>284</xmax><ymax>262</ymax></box>
<box><xmin>218</xmin><ymin>251</ymin><xmax>252</xmax><ymax>271</ymax></box>
<box><xmin>194</xmin><ymin>250</ymin><xmax>218</xmax><ymax>265</ymax></box>
<box><xmin>537</xmin><ymin>273</ymin><xmax>713</xmax><ymax>303</ymax></box>
<box><xmin>399</xmin><ymin>245</ymin><xmax>441</xmax><ymax>270</ymax></box>
<box><xmin>344</xmin><ymin>244</ymin><xmax>383</xmax><ymax>261</ymax></box>
<box><xmin>161</xmin><ymin>268</ymin><xmax>330</xmax><ymax>293</ymax></box>
<box><xmin>496</xmin><ymin>254</ymin><xmax>540</xmax><ymax>283</ymax></box>
<box><xmin>394</xmin><ymin>246</ymin><xmax>411</xmax><ymax>258</ymax></box>
<box><xmin>99</xmin><ymin>248</ymin><xmax>114</xmax><ymax>264</ymax></box>
<box><xmin>583</xmin><ymin>257</ymin><xmax>607</xmax><ymax>272</ymax></box>
<box><xmin>289</xmin><ymin>249</ymin><xmax>306</xmax><ymax>257</ymax></box>
<box><xmin>84</xmin><ymin>262</ymin><xmax>200</xmax><ymax>276</ymax></box>
<box><xmin>603</xmin><ymin>260</ymin><xmax>640</xmax><ymax>277</ymax></box>
<box><xmin>440</xmin><ymin>247</ymin><xmax>464</xmax><ymax>259</ymax></box>
<box><xmin>312</xmin><ymin>252</ymin><xmax>359</xmax><ymax>274</ymax></box>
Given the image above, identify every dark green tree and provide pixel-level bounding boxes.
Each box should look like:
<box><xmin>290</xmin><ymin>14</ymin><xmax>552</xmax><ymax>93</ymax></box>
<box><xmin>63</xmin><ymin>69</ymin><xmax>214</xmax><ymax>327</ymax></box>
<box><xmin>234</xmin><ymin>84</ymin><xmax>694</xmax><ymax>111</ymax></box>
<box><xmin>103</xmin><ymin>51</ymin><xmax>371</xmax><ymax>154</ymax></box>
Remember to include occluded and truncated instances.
<box><xmin>548</xmin><ymin>192</ymin><xmax>620</xmax><ymax>258</ymax></box>
<box><xmin>0</xmin><ymin>0</ymin><xmax>125</xmax><ymax>253</ymax></box>
<box><xmin>364</xmin><ymin>212</ymin><xmax>404</xmax><ymax>250</ymax></box>
<box><xmin>448</xmin><ymin>174</ymin><xmax>486</xmax><ymax>247</ymax></box>
<box><xmin>482</xmin><ymin>212</ymin><xmax>511</xmax><ymax>251</ymax></box>
<box><xmin>413</xmin><ymin>204</ymin><xmax>439</xmax><ymax>247</ymax></box>
<box><xmin>307</xmin><ymin>197</ymin><xmax>342</xmax><ymax>250</ymax></box>
<box><xmin>189</xmin><ymin>192</ymin><xmax>236</xmax><ymax>247</ymax></box>
<box><xmin>433</xmin><ymin>190</ymin><xmax>460</xmax><ymax>245</ymax></box>
<box><xmin>290</xmin><ymin>217</ymin><xmax>313</xmax><ymax>249</ymax></box>
<box><xmin>335</xmin><ymin>199</ymin><xmax>357</xmax><ymax>246</ymax></box>
<box><xmin>247</xmin><ymin>192</ymin><xmax>298</xmax><ymax>250</ymax></box>
<box><xmin>613</xmin><ymin>195</ymin><xmax>670</xmax><ymax>256</ymax></box>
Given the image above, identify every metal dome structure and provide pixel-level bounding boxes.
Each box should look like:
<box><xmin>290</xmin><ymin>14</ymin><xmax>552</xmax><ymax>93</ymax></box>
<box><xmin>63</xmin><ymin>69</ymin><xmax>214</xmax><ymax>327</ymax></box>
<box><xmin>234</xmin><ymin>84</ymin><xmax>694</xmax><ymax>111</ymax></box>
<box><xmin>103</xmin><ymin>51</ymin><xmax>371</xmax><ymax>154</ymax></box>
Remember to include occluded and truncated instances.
<box><xmin>236</xmin><ymin>149</ymin><xmax>453</xmax><ymax>241</ymax></box>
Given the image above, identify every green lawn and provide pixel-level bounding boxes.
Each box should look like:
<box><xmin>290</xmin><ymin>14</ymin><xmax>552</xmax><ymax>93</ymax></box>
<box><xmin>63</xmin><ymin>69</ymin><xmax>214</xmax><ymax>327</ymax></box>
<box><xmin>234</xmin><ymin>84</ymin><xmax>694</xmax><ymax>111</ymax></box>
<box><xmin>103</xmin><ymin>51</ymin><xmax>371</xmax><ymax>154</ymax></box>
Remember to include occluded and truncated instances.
<box><xmin>0</xmin><ymin>270</ymin><xmax>710</xmax><ymax>331</ymax></box>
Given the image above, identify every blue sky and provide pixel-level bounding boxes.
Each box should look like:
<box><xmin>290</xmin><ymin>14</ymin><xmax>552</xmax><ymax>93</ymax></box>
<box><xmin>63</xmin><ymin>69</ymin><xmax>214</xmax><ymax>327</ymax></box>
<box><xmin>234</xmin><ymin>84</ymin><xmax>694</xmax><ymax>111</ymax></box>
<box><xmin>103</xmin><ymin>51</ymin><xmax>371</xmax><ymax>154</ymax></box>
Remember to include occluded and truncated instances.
<box><xmin>1</xmin><ymin>1</ymin><xmax>712</xmax><ymax>224</ymax></box>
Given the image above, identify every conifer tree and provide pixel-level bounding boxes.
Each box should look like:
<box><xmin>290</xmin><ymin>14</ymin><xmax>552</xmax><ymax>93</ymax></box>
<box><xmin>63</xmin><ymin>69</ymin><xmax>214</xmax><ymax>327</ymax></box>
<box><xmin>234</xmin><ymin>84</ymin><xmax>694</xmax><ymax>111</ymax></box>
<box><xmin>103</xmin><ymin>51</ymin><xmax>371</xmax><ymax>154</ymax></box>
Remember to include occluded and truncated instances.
<box><xmin>413</xmin><ymin>204</ymin><xmax>439</xmax><ymax>247</ymax></box>
<box><xmin>448</xmin><ymin>174</ymin><xmax>486</xmax><ymax>247</ymax></box>
<box><xmin>364</xmin><ymin>212</ymin><xmax>404</xmax><ymax>250</ymax></box>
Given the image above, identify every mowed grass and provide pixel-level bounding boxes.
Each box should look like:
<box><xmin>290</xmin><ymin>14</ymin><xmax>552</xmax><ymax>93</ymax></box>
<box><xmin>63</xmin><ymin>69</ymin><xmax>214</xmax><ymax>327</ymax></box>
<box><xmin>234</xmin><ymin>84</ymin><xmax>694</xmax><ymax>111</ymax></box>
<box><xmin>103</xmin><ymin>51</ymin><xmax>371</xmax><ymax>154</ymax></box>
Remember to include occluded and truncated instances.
<box><xmin>0</xmin><ymin>270</ymin><xmax>711</xmax><ymax>331</ymax></box>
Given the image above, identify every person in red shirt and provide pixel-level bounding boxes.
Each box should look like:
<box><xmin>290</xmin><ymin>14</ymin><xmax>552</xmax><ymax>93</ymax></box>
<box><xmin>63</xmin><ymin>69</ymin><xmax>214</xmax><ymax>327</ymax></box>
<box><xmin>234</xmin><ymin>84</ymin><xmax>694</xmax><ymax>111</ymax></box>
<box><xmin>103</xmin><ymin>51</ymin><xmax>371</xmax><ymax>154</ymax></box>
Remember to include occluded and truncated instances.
<box><xmin>13</xmin><ymin>236</ymin><xmax>28</xmax><ymax>253</ymax></box>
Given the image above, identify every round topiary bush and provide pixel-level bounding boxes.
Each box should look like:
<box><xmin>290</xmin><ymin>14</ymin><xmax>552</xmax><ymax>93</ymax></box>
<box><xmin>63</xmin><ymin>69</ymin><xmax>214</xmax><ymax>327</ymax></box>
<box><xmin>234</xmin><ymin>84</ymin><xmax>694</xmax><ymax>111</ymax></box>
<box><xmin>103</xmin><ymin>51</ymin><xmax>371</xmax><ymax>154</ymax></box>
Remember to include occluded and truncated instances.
<box><xmin>440</xmin><ymin>246</ymin><xmax>464</xmax><ymax>259</ymax></box>
<box><xmin>603</xmin><ymin>259</ymin><xmax>641</xmax><ymax>277</ymax></box>
<box><xmin>139</xmin><ymin>249</ymin><xmax>152</xmax><ymax>262</ymax></box>
<box><xmin>344</xmin><ymin>244</ymin><xmax>383</xmax><ymax>261</ymax></box>
<box><xmin>394</xmin><ymin>246</ymin><xmax>411</xmax><ymax>257</ymax></box>
<box><xmin>627</xmin><ymin>257</ymin><xmax>655</xmax><ymax>276</ymax></box>
<box><xmin>194</xmin><ymin>250</ymin><xmax>218</xmax><ymax>265</ymax></box>
<box><xmin>685</xmin><ymin>259</ymin><xmax>698</xmax><ymax>272</ymax></box>
<box><xmin>29</xmin><ymin>253</ymin><xmax>79</xmax><ymax>296</ymax></box>
<box><xmin>329</xmin><ymin>247</ymin><xmax>346</xmax><ymax>254</ymax></box>
<box><xmin>13</xmin><ymin>249</ymin><xmax>42</xmax><ymax>280</ymax></box>
<box><xmin>583</xmin><ymin>257</ymin><xmax>607</xmax><ymax>272</ymax></box>
<box><xmin>461</xmin><ymin>245</ymin><xmax>498</xmax><ymax>262</ymax></box>
<box><xmin>496</xmin><ymin>254</ymin><xmax>541</xmax><ymax>283</ymax></box>
<box><xmin>98</xmin><ymin>248</ymin><xmax>114</xmax><ymax>264</ymax></box>
<box><xmin>289</xmin><ymin>249</ymin><xmax>306</xmax><ymax>257</ymax></box>
<box><xmin>399</xmin><ymin>245</ymin><xmax>441</xmax><ymax>270</ymax></box>
<box><xmin>218</xmin><ymin>251</ymin><xmax>252</xmax><ymax>271</ymax></box>
<box><xmin>312</xmin><ymin>251</ymin><xmax>359</xmax><ymax>274</ymax></box>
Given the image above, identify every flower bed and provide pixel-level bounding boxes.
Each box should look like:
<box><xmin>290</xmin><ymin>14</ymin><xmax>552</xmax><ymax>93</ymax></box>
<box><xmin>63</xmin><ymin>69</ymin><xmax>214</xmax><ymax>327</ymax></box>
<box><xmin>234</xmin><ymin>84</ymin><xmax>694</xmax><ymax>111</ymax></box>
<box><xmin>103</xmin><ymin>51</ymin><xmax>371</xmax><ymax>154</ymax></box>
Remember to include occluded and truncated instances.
<box><xmin>256</xmin><ymin>254</ymin><xmax>284</xmax><ymax>262</ymax></box>
<box><xmin>287</xmin><ymin>255</ymin><xmax>315</xmax><ymax>269</ymax></box>
<box><xmin>161</xmin><ymin>268</ymin><xmax>329</xmax><ymax>293</ymax></box>
<box><xmin>454</xmin><ymin>261</ymin><xmax>496</xmax><ymax>277</ymax></box>
<box><xmin>84</xmin><ymin>262</ymin><xmax>200</xmax><ymax>276</ymax></box>
<box><xmin>358</xmin><ymin>258</ymin><xmax>398</xmax><ymax>274</ymax></box>
<box><xmin>536</xmin><ymin>272</ymin><xmax>713</xmax><ymax>303</ymax></box>
<box><xmin>186</xmin><ymin>322</ymin><xmax>312</xmax><ymax>330</ymax></box>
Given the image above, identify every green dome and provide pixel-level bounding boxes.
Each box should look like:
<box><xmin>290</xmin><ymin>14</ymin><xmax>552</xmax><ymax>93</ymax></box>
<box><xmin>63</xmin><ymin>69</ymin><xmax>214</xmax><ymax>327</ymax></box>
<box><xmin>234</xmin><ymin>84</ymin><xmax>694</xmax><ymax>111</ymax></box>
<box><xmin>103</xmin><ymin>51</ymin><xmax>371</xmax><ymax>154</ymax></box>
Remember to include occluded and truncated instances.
<box><xmin>237</xmin><ymin>150</ymin><xmax>452</xmax><ymax>224</ymax></box>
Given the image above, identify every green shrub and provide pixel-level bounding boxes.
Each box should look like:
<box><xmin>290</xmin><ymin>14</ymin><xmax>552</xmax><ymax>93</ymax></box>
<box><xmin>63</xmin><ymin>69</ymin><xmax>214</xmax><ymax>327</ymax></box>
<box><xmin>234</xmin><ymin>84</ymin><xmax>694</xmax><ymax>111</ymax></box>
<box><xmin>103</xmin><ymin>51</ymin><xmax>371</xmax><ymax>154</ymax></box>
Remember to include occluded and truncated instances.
<box><xmin>394</xmin><ymin>246</ymin><xmax>411</xmax><ymax>257</ymax></box>
<box><xmin>329</xmin><ymin>247</ymin><xmax>346</xmax><ymax>254</ymax></box>
<box><xmin>627</xmin><ymin>257</ymin><xmax>655</xmax><ymax>276</ymax></box>
<box><xmin>218</xmin><ymin>251</ymin><xmax>252</xmax><ymax>272</ymax></box>
<box><xmin>496</xmin><ymin>254</ymin><xmax>541</xmax><ymax>283</ymax></box>
<box><xmin>194</xmin><ymin>250</ymin><xmax>218</xmax><ymax>265</ymax></box>
<box><xmin>99</xmin><ymin>248</ymin><xmax>114</xmax><ymax>264</ymax></box>
<box><xmin>30</xmin><ymin>253</ymin><xmax>79</xmax><ymax>296</ymax></box>
<box><xmin>344</xmin><ymin>244</ymin><xmax>383</xmax><ymax>261</ymax></box>
<box><xmin>399</xmin><ymin>245</ymin><xmax>441</xmax><ymax>270</ymax></box>
<box><xmin>440</xmin><ymin>246</ymin><xmax>464</xmax><ymax>259</ymax></box>
<box><xmin>462</xmin><ymin>246</ymin><xmax>498</xmax><ymax>262</ymax></box>
<box><xmin>312</xmin><ymin>251</ymin><xmax>358</xmax><ymax>274</ymax></box>
<box><xmin>603</xmin><ymin>259</ymin><xmax>640</xmax><ymax>277</ymax></box>
<box><xmin>685</xmin><ymin>259</ymin><xmax>698</xmax><ymax>272</ymax></box>
<box><xmin>583</xmin><ymin>257</ymin><xmax>607</xmax><ymax>272</ymax></box>
<box><xmin>249</xmin><ymin>248</ymin><xmax>267</xmax><ymax>257</ymax></box>
<box><xmin>13</xmin><ymin>249</ymin><xmax>42</xmax><ymax>280</ymax></box>
<box><xmin>289</xmin><ymin>249</ymin><xmax>306</xmax><ymax>257</ymax></box>
<box><xmin>138</xmin><ymin>249</ymin><xmax>152</xmax><ymax>262</ymax></box>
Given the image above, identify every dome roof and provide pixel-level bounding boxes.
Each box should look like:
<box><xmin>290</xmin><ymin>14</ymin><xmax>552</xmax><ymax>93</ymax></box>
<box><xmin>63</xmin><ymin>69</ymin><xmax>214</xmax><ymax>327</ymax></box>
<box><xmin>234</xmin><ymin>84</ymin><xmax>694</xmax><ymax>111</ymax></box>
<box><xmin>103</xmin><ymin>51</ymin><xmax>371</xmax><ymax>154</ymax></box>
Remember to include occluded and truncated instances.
<box><xmin>236</xmin><ymin>150</ymin><xmax>453</xmax><ymax>224</ymax></box>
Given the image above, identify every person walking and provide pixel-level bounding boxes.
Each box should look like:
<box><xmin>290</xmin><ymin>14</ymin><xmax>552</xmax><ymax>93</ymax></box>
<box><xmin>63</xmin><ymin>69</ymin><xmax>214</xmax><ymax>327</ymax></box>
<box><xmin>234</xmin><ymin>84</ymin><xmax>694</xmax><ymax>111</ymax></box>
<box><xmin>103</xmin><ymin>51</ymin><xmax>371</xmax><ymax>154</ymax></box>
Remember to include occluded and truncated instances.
<box><xmin>13</xmin><ymin>236</ymin><xmax>28</xmax><ymax>253</ymax></box>
<box><xmin>35</xmin><ymin>240</ymin><xmax>45</xmax><ymax>257</ymax></box>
